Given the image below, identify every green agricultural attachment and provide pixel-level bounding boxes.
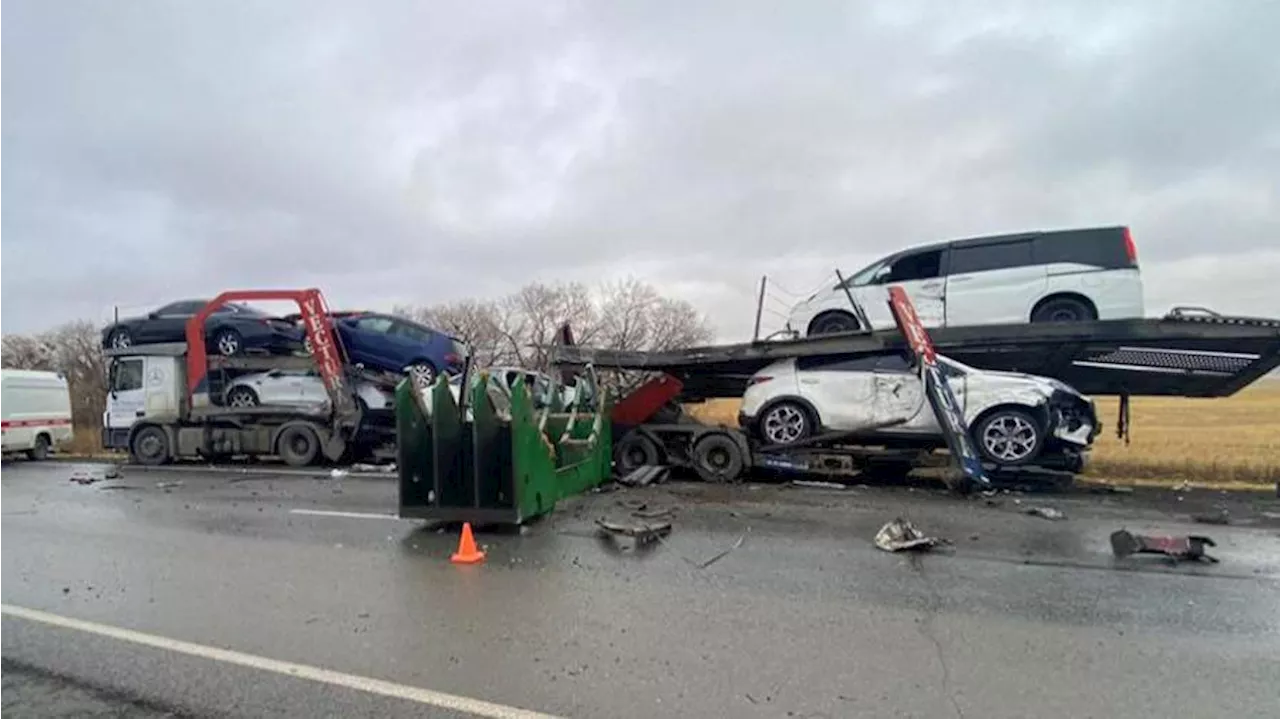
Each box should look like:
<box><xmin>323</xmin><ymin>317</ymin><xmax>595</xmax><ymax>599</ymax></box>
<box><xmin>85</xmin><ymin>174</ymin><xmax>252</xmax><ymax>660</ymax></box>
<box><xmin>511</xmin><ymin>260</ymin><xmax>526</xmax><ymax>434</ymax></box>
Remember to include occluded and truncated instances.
<box><xmin>396</xmin><ymin>368</ymin><xmax>612</xmax><ymax>525</ymax></box>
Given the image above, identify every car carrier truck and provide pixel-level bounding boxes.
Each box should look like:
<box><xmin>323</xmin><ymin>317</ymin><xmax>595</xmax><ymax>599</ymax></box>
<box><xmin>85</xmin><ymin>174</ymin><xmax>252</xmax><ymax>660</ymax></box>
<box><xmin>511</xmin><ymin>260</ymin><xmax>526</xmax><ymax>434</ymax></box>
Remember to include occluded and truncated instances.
<box><xmin>101</xmin><ymin>289</ymin><xmax>406</xmax><ymax>466</ymax></box>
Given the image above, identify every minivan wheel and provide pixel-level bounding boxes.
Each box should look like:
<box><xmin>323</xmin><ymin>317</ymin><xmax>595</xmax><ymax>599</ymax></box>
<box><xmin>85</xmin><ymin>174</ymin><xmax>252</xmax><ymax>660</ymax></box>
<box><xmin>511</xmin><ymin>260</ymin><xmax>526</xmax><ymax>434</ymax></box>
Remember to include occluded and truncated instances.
<box><xmin>759</xmin><ymin>401</ymin><xmax>813</xmax><ymax>446</ymax></box>
<box><xmin>808</xmin><ymin>312</ymin><xmax>860</xmax><ymax>336</ymax></box>
<box><xmin>1031</xmin><ymin>297</ymin><xmax>1094</xmax><ymax>323</ymax></box>
<box><xmin>27</xmin><ymin>434</ymin><xmax>50</xmax><ymax>461</ymax></box>
<box><xmin>973</xmin><ymin>408</ymin><xmax>1044</xmax><ymax>466</ymax></box>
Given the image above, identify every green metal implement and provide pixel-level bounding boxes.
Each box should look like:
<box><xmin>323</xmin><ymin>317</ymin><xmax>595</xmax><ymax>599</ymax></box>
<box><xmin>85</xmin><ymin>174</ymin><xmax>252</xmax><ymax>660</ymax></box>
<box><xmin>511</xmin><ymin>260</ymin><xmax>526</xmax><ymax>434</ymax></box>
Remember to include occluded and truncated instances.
<box><xmin>396</xmin><ymin>368</ymin><xmax>611</xmax><ymax>525</ymax></box>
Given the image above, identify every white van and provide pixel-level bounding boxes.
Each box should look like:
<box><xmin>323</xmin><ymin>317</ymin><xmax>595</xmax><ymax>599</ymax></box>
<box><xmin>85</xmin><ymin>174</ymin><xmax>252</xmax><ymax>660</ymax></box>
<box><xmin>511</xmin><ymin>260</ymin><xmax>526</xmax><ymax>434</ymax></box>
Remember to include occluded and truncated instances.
<box><xmin>1</xmin><ymin>369</ymin><xmax>75</xmax><ymax>459</ymax></box>
<box><xmin>786</xmin><ymin>226</ymin><xmax>1145</xmax><ymax>336</ymax></box>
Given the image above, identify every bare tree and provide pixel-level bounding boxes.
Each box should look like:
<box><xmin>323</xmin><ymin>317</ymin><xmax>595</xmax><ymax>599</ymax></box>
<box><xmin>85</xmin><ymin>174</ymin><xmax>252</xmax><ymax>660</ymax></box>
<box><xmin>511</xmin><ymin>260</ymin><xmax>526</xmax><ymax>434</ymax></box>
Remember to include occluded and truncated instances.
<box><xmin>394</xmin><ymin>276</ymin><xmax>714</xmax><ymax>377</ymax></box>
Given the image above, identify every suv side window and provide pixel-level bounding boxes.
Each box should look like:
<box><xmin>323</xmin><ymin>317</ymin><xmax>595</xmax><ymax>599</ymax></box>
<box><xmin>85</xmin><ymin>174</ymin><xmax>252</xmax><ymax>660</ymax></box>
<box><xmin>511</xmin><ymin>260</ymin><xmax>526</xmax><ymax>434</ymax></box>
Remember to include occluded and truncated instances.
<box><xmin>873</xmin><ymin>352</ymin><xmax>913</xmax><ymax>372</ymax></box>
<box><xmin>950</xmin><ymin>240</ymin><xmax>1034</xmax><ymax>275</ymax></box>
<box><xmin>884</xmin><ymin>249</ymin><xmax>943</xmax><ymax>283</ymax></box>
<box><xmin>796</xmin><ymin>354</ymin><xmax>882</xmax><ymax>372</ymax></box>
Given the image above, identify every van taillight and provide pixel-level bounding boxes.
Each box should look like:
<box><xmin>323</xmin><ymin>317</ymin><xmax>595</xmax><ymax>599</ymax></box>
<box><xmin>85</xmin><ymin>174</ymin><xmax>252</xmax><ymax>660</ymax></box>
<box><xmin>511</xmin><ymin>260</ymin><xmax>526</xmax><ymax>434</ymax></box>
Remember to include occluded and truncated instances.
<box><xmin>1123</xmin><ymin>227</ymin><xmax>1137</xmax><ymax>265</ymax></box>
<box><xmin>748</xmin><ymin>375</ymin><xmax>773</xmax><ymax>386</ymax></box>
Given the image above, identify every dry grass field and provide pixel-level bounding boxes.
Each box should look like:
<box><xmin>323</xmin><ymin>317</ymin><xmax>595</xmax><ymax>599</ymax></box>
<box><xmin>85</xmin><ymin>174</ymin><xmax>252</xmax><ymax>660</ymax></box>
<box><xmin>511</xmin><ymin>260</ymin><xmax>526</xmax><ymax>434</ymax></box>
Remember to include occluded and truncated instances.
<box><xmin>685</xmin><ymin>381</ymin><xmax>1280</xmax><ymax>486</ymax></box>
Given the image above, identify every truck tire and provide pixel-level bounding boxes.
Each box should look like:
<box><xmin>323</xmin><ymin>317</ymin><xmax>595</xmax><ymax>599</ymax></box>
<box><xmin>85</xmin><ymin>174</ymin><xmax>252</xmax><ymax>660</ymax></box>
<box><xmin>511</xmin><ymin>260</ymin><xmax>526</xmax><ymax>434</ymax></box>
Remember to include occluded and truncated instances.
<box><xmin>692</xmin><ymin>433</ymin><xmax>745</xmax><ymax>483</ymax></box>
<box><xmin>614</xmin><ymin>432</ymin><xmax>661</xmax><ymax>474</ymax></box>
<box><xmin>130</xmin><ymin>426</ymin><xmax>171</xmax><ymax>466</ymax></box>
<box><xmin>27</xmin><ymin>434</ymin><xmax>50</xmax><ymax>461</ymax></box>
<box><xmin>276</xmin><ymin>424</ymin><xmax>320</xmax><ymax>467</ymax></box>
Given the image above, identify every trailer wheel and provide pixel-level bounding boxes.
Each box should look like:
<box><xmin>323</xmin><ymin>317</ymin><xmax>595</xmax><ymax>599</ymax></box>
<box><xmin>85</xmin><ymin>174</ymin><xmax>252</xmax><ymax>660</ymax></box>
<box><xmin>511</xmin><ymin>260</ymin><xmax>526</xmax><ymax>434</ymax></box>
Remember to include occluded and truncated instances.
<box><xmin>614</xmin><ymin>433</ymin><xmax>661</xmax><ymax>474</ymax></box>
<box><xmin>692</xmin><ymin>433</ymin><xmax>745</xmax><ymax>483</ymax></box>
<box><xmin>130</xmin><ymin>426</ymin><xmax>170</xmax><ymax>466</ymax></box>
<box><xmin>277</xmin><ymin>424</ymin><xmax>320</xmax><ymax>467</ymax></box>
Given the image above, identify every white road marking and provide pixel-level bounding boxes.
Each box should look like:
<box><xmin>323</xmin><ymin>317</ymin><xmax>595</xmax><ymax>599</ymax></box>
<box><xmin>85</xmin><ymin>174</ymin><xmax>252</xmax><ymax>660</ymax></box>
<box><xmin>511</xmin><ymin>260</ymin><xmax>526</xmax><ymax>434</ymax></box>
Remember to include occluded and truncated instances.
<box><xmin>2</xmin><ymin>604</ymin><xmax>565</xmax><ymax>719</ymax></box>
<box><xmin>289</xmin><ymin>509</ymin><xmax>403</xmax><ymax>520</ymax></box>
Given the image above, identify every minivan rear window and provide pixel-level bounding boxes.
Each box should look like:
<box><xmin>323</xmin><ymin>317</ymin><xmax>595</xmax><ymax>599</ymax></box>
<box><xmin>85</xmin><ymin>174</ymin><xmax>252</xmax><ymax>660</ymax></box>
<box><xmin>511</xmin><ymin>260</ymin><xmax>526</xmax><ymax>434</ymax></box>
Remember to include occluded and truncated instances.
<box><xmin>1031</xmin><ymin>228</ymin><xmax>1134</xmax><ymax>269</ymax></box>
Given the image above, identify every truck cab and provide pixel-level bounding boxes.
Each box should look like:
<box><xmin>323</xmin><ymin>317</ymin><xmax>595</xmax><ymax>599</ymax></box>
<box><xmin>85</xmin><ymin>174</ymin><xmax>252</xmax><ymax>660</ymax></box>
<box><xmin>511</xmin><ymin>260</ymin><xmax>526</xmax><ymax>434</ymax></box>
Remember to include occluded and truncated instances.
<box><xmin>102</xmin><ymin>352</ymin><xmax>184</xmax><ymax>451</ymax></box>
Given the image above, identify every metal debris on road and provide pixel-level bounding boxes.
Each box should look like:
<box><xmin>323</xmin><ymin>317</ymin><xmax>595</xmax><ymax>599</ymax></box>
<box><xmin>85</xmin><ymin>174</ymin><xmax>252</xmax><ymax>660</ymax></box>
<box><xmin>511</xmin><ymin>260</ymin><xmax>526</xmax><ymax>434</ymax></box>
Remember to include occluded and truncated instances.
<box><xmin>328</xmin><ymin>468</ymin><xmax>349</xmax><ymax>479</ymax></box>
<box><xmin>1109</xmin><ymin>529</ymin><xmax>1219</xmax><ymax>563</ymax></box>
<box><xmin>685</xmin><ymin>532</ymin><xmax>747</xmax><ymax>569</ymax></box>
<box><xmin>595</xmin><ymin>517</ymin><xmax>672</xmax><ymax>546</ymax></box>
<box><xmin>351</xmin><ymin>462</ymin><xmax>396</xmax><ymax>473</ymax></box>
<box><xmin>1024</xmin><ymin>506</ymin><xmax>1066</xmax><ymax>521</ymax></box>
<box><xmin>632</xmin><ymin>506</ymin><xmax>674</xmax><ymax>520</ymax></box>
<box><xmin>874</xmin><ymin>518</ymin><xmax>949</xmax><ymax>553</ymax></box>
<box><xmin>155</xmin><ymin>481</ymin><xmax>184</xmax><ymax>490</ymax></box>
<box><xmin>1191</xmin><ymin>508</ymin><xmax>1231</xmax><ymax>525</ymax></box>
<box><xmin>616</xmin><ymin>465</ymin><xmax>670</xmax><ymax>487</ymax></box>
<box><xmin>789</xmin><ymin>480</ymin><xmax>847</xmax><ymax>490</ymax></box>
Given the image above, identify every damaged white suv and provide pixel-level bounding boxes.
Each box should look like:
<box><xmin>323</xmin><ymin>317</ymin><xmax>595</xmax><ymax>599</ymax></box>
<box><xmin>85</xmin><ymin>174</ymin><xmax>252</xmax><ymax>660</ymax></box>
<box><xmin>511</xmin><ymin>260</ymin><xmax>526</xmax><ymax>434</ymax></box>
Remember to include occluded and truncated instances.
<box><xmin>738</xmin><ymin>350</ymin><xmax>1098</xmax><ymax>468</ymax></box>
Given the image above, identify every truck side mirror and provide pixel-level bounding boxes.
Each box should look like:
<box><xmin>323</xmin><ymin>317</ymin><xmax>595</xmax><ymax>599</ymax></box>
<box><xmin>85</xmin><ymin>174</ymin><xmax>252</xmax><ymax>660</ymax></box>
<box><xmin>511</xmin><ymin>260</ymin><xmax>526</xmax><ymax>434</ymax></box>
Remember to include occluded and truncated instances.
<box><xmin>107</xmin><ymin>362</ymin><xmax>118</xmax><ymax>399</ymax></box>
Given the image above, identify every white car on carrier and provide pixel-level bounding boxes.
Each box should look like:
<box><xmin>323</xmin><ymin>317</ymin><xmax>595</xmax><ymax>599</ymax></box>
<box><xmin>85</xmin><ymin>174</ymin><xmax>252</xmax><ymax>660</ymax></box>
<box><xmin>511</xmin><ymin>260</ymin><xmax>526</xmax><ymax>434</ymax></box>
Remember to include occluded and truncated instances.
<box><xmin>786</xmin><ymin>226</ymin><xmax>1144</xmax><ymax>336</ymax></box>
<box><xmin>1</xmin><ymin>369</ymin><xmax>75</xmax><ymax>460</ymax></box>
<box><xmin>737</xmin><ymin>351</ymin><xmax>1099</xmax><ymax>467</ymax></box>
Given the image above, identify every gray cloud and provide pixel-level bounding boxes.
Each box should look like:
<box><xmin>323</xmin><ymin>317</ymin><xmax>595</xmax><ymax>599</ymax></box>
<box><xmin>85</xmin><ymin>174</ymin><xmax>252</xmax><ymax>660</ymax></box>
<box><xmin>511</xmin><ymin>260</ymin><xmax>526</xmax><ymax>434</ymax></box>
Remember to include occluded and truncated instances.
<box><xmin>3</xmin><ymin>0</ymin><xmax>1277</xmax><ymax>340</ymax></box>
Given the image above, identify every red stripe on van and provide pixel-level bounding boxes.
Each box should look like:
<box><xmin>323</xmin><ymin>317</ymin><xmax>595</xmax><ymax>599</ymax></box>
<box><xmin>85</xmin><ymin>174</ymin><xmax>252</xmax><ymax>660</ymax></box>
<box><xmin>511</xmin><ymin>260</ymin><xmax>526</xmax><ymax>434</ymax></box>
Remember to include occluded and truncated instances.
<box><xmin>0</xmin><ymin>418</ymin><xmax>73</xmax><ymax>429</ymax></box>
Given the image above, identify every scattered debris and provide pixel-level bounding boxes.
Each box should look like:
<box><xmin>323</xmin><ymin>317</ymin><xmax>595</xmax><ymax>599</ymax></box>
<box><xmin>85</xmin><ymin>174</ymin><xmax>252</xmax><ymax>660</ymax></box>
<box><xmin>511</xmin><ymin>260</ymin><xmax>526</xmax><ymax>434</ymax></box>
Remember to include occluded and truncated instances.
<box><xmin>97</xmin><ymin>482</ymin><xmax>140</xmax><ymax>491</ymax></box>
<box><xmin>351</xmin><ymin>463</ymin><xmax>396</xmax><ymax>473</ymax></box>
<box><xmin>103</xmin><ymin>466</ymin><xmax>123</xmax><ymax>479</ymax></box>
<box><xmin>1172</xmin><ymin>480</ymin><xmax>1193</xmax><ymax>492</ymax></box>
<box><xmin>69</xmin><ymin>472</ymin><xmax>101</xmax><ymax>485</ymax></box>
<box><xmin>789</xmin><ymin>480</ymin><xmax>846</xmax><ymax>490</ymax></box>
<box><xmin>328</xmin><ymin>468</ymin><xmax>349</xmax><ymax>479</ymax></box>
<box><xmin>685</xmin><ymin>532</ymin><xmax>747</xmax><ymax>570</ymax></box>
<box><xmin>1085</xmin><ymin>483</ymin><xmax>1134</xmax><ymax>495</ymax></box>
<box><xmin>1024</xmin><ymin>506</ymin><xmax>1066</xmax><ymax>521</ymax></box>
<box><xmin>1191</xmin><ymin>508</ymin><xmax>1231</xmax><ymax>525</ymax></box>
<box><xmin>616</xmin><ymin>465</ymin><xmax>669</xmax><ymax>487</ymax></box>
<box><xmin>595</xmin><ymin>517</ymin><xmax>672</xmax><ymax>546</ymax></box>
<box><xmin>1109</xmin><ymin>529</ymin><xmax>1219</xmax><ymax>563</ymax></box>
<box><xmin>632</xmin><ymin>506</ymin><xmax>674</xmax><ymax>520</ymax></box>
<box><xmin>155</xmin><ymin>481</ymin><xmax>184</xmax><ymax>490</ymax></box>
<box><xmin>874</xmin><ymin>518</ymin><xmax>948</xmax><ymax>553</ymax></box>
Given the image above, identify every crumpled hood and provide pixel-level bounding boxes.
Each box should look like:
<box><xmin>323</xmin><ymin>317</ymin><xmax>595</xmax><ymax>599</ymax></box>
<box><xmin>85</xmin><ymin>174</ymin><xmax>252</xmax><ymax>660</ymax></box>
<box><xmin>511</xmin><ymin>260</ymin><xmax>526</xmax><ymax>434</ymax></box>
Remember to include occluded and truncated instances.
<box><xmin>972</xmin><ymin>368</ymin><xmax>1083</xmax><ymax>398</ymax></box>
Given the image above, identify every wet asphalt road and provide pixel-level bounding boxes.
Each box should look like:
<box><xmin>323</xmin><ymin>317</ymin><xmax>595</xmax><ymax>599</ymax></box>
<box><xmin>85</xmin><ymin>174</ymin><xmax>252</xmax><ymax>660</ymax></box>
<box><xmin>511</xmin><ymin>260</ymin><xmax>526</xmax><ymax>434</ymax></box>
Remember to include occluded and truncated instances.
<box><xmin>3</xmin><ymin>460</ymin><xmax>1280</xmax><ymax>718</ymax></box>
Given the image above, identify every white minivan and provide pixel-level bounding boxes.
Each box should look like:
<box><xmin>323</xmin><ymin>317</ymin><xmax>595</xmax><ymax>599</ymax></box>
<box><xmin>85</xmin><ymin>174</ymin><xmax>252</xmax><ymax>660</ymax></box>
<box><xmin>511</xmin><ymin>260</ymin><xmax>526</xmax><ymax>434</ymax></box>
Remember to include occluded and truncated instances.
<box><xmin>786</xmin><ymin>226</ymin><xmax>1145</xmax><ymax>336</ymax></box>
<box><xmin>1</xmin><ymin>369</ymin><xmax>75</xmax><ymax>460</ymax></box>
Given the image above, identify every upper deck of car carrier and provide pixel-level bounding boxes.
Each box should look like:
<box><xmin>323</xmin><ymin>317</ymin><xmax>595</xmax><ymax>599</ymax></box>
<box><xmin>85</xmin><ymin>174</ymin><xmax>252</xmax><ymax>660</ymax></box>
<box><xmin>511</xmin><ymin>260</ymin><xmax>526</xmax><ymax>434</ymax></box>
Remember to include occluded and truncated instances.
<box><xmin>549</xmin><ymin>307</ymin><xmax>1280</xmax><ymax>400</ymax></box>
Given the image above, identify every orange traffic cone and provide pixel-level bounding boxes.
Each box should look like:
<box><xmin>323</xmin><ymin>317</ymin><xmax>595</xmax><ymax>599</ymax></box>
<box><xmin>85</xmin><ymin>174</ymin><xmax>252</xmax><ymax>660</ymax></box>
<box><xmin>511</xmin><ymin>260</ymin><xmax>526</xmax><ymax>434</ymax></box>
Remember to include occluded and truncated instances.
<box><xmin>450</xmin><ymin>522</ymin><xmax>485</xmax><ymax>564</ymax></box>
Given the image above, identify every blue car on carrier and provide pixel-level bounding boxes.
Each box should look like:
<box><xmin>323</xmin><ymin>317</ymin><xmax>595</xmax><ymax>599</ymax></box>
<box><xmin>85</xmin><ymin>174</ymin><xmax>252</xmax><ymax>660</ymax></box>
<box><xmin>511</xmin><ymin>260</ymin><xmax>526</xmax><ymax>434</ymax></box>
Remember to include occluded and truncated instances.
<box><xmin>301</xmin><ymin>311</ymin><xmax>467</xmax><ymax>385</ymax></box>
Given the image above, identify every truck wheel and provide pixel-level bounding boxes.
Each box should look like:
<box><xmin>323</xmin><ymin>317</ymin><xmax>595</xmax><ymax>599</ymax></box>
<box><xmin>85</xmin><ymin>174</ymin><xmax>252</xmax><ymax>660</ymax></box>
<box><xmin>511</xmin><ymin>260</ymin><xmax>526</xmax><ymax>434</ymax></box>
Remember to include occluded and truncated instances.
<box><xmin>973</xmin><ymin>408</ymin><xmax>1044</xmax><ymax>466</ymax></box>
<box><xmin>213</xmin><ymin>328</ymin><xmax>244</xmax><ymax>356</ymax></box>
<box><xmin>277</xmin><ymin>425</ymin><xmax>320</xmax><ymax>467</ymax></box>
<box><xmin>130</xmin><ymin>426</ymin><xmax>171</xmax><ymax>466</ymax></box>
<box><xmin>27</xmin><ymin>434</ymin><xmax>51</xmax><ymax>461</ymax></box>
<box><xmin>614</xmin><ymin>433</ymin><xmax>661</xmax><ymax>474</ymax></box>
<box><xmin>692</xmin><ymin>433</ymin><xmax>745</xmax><ymax>483</ymax></box>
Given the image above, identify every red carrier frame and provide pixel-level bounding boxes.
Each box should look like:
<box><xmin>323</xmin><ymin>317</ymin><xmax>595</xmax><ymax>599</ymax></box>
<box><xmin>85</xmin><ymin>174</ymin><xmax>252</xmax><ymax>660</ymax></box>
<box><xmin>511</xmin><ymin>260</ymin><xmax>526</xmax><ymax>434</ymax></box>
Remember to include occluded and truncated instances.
<box><xmin>184</xmin><ymin>289</ymin><xmax>353</xmax><ymax>414</ymax></box>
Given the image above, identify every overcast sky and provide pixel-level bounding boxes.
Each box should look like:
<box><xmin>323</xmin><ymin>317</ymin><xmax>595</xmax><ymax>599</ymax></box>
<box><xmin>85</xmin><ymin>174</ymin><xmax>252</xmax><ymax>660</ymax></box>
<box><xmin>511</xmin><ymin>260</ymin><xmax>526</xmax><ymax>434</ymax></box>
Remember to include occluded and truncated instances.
<box><xmin>3</xmin><ymin>0</ymin><xmax>1278</xmax><ymax>340</ymax></box>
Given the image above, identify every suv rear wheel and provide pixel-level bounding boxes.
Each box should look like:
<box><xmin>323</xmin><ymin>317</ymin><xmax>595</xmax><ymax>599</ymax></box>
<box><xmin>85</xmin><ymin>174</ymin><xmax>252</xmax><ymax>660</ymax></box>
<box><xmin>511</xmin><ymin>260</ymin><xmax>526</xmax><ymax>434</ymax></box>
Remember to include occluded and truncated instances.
<box><xmin>973</xmin><ymin>408</ymin><xmax>1044</xmax><ymax>466</ymax></box>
